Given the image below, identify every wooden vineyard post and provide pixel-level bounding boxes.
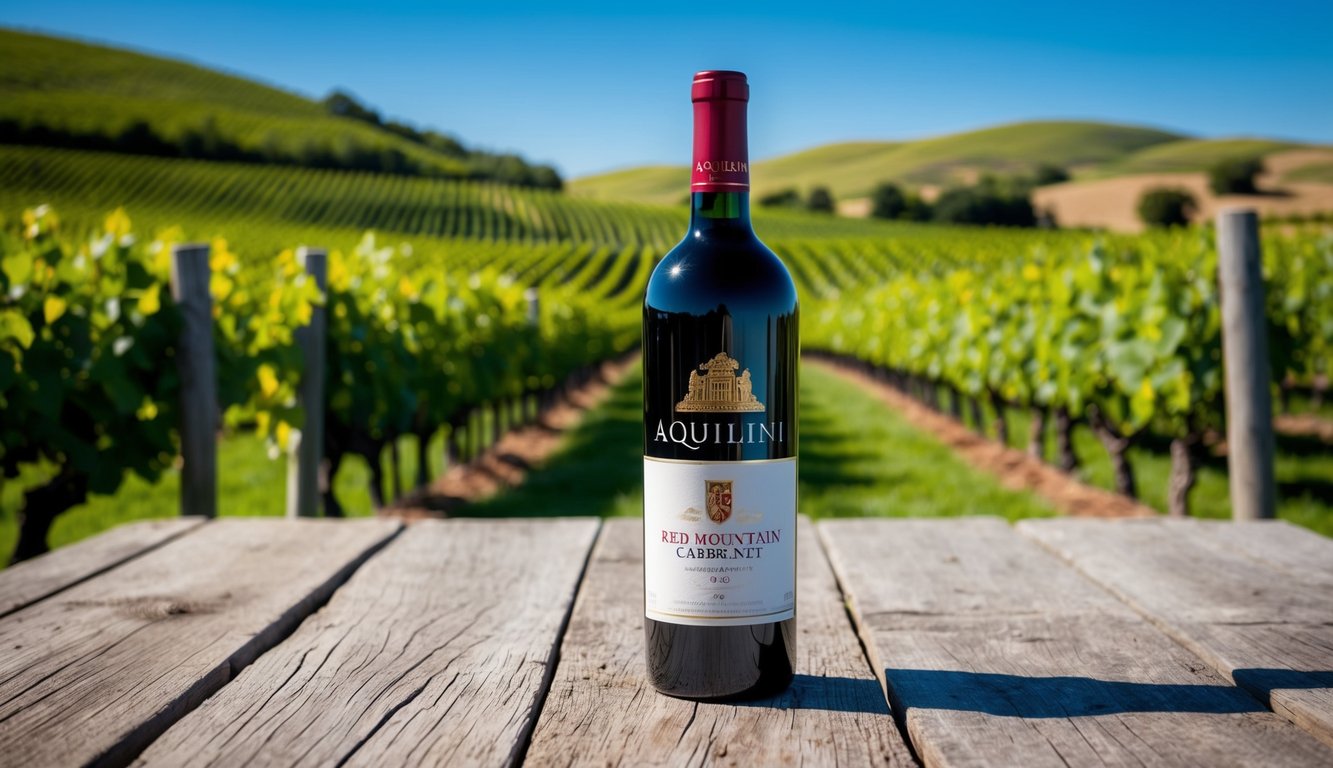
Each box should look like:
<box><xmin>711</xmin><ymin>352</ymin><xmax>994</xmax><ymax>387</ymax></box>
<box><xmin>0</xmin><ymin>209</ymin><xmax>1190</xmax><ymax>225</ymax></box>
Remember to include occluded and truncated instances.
<box><xmin>525</xmin><ymin>287</ymin><xmax>540</xmax><ymax>423</ymax></box>
<box><xmin>1216</xmin><ymin>209</ymin><xmax>1276</xmax><ymax>520</ymax></box>
<box><xmin>287</xmin><ymin>248</ymin><xmax>328</xmax><ymax>518</ymax></box>
<box><xmin>169</xmin><ymin>243</ymin><xmax>217</xmax><ymax>518</ymax></box>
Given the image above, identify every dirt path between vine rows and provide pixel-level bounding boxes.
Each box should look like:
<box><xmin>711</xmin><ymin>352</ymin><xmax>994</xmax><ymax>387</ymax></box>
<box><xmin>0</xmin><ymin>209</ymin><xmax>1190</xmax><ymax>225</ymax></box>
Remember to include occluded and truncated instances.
<box><xmin>1274</xmin><ymin>413</ymin><xmax>1333</xmax><ymax>444</ymax></box>
<box><xmin>387</xmin><ymin>356</ymin><xmax>636</xmax><ymax>519</ymax></box>
<box><xmin>810</xmin><ymin>358</ymin><xmax>1156</xmax><ymax>518</ymax></box>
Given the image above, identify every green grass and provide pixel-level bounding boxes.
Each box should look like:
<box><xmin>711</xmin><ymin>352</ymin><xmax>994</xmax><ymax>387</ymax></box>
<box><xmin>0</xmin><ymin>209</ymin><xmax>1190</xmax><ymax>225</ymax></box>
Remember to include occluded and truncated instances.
<box><xmin>0</xmin><ymin>427</ymin><xmax>467</xmax><ymax>564</ymax></box>
<box><xmin>961</xmin><ymin>403</ymin><xmax>1333</xmax><ymax>537</ymax></box>
<box><xmin>573</xmin><ymin>121</ymin><xmax>1184</xmax><ymax>202</ymax></box>
<box><xmin>1</xmin><ymin>432</ymin><xmax>309</xmax><ymax>562</ymax></box>
<box><xmin>1286</xmin><ymin>390</ymin><xmax>1333</xmax><ymax>421</ymax></box>
<box><xmin>466</xmin><ymin>364</ymin><xmax>1055</xmax><ymax>521</ymax></box>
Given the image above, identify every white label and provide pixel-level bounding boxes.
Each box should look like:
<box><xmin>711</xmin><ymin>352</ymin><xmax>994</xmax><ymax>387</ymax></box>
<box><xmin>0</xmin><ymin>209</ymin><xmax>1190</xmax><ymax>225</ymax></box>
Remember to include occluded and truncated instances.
<box><xmin>643</xmin><ymin>456</ymin><xmax>796</xmax><ymax>627</ymax></box>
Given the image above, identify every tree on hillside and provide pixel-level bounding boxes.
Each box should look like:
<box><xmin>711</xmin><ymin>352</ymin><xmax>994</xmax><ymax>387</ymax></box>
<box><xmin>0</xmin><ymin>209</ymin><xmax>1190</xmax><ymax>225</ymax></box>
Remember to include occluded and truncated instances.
<box><xmin>1137</xmin><ymin>187</ymin><xmax>1197</xmax><ymax>227</ymax></box>
<box><xmin>1032</xmin><ymin>163</ymin><xmax>1070</xmax><ymax>186</ymax></box>
<box><xmin>807</xmin><ymin>186</ymin><xmax>835</xmax><ymax>214</ymax></box>
<box><xmin>758</xmin><ymin>188</ymin><xmax>802</xmax><ymax>208</ymax></box>
<box><xmin>870</xmin><ymin>182</ymin><xmax>907</xmax><ymax>219</ymax></box>
<box><xmin>933</xmin><ymin>177</ymin><xmax>1036</xmax><ymax>227</ymax></box>
<box><xmin>870</xmin><ymin>181</ymin><xmax>932</xmax><ymax>221</ymax></box>
<box><xmin>1208</xmin><ymin>156</ymin><xmax>1264</xmax><ymax>195</ymax></box>
<box><xmin>323</xmin><ymin>90</ymin><xmax>382</xmax><ymax>125</ymax></box>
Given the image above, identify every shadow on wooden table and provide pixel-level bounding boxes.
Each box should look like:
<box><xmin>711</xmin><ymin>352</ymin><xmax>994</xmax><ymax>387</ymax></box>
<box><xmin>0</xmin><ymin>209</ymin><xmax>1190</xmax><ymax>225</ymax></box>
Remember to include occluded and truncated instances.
<box><xmin>876</xmin><ymin>669</ymin><xmax>1313</xmax><ymax>717</ymax></box>
<box><xmin>1232</xmin><ymin>668</ymin><xmax>1333</xmax><ymax>708</ymax></box>
<box><xmin>728</xmin><ymin>674</ymin><xmax>892</xmax><ymax>715</ymax></box>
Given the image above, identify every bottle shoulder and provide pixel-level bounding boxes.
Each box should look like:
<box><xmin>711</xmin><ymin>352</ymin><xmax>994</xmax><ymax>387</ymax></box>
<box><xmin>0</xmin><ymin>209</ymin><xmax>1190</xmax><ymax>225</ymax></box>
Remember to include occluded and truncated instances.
<box><xmin>645</xmin><ymin>232</ymin><xmax>798</xmax><ymax>316</ymax></box>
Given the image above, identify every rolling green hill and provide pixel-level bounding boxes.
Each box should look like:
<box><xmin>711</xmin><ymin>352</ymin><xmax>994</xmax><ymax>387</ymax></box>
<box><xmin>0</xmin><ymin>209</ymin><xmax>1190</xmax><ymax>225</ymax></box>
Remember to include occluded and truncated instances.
<box><xmin>572</xmin><ymin>121</ymin><xmax>1186</xmax><ymax>204</ymax></box>
<box><xmin>1094</xmin><ymin>138</ymin><xmax>1302</xmax><ymax>175</ymax></box>
<box><xmin>0</xmin><ymin>28</ymin><xmax>555</xmax><ymax>185</ymax></box>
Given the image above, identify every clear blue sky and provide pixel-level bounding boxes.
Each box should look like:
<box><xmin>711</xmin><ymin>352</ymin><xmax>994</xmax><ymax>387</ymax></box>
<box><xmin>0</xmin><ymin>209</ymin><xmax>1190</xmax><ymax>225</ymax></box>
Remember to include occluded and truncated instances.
<box><xmin>4</xmin><ymin>1</ymin><xmax>1331</xmax><ymax>177</ymax></box>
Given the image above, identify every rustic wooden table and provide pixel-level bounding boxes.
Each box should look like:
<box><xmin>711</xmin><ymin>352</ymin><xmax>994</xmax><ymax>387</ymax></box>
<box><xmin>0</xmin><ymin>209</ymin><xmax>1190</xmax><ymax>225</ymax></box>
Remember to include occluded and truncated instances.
<box><xmin>0</xmin><ymin>515</ymin><xmax>1330</xmax><ymax>767</ymax></box>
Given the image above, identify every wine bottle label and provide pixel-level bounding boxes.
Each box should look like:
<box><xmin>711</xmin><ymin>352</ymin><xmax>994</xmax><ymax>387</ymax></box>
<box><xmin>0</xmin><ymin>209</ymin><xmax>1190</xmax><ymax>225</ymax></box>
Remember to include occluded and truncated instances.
<box><xmin>643</xmin><ymin>456</ymin><xmax>796</xmax><ymax>627</ymax></box>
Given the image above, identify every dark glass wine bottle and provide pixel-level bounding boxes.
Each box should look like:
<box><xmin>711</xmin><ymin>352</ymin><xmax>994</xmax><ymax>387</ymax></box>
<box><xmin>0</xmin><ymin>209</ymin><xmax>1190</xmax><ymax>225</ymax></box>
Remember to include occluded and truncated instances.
<box><xmin>642</xmin><ymin>70</ymin><xmax>798</xmax><ymax>700</ymax></box>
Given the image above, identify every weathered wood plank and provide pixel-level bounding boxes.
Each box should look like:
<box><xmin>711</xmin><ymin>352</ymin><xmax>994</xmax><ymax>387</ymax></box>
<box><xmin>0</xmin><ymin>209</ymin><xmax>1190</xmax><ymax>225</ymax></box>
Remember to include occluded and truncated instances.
<box><xmin>822</xmin><ymin>517</ymin><xmax>1332</xmax><ymax>768</ymax></box>
<box><xmin>0</xmin><ymin>517</ymin><xmax>206</xmax><ymax>618</ymax></box>
<box><xmin>1019</xmin><ymin>517</ymin><xmax>1333</xmax><ymax>749</ymax></box>
<box><xmin>0</xmin><ymin>518</ymin><xmax>400</xmax><ymax>767</ymax></box>
<box><xmin>136</xmin><ymin>518</ymin><xmax>600</xmax><ymax>767</ymax></box>
<box><xmin>524</xmin><ymin>517</ymin><xmax>914</xmax><ymax>767</ymax></box>
<box><xmin>1185</xmin><ymin>518</ymin><xmax>1333</xmax><ymax>588</ymax></box>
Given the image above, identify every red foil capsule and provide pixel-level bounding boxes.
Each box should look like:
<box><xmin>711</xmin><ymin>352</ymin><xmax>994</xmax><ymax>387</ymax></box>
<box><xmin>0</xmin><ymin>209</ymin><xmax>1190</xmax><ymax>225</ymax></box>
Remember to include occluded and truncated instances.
<box><xmin>691</xmin><ymin>70</ymin><xmax>749</xmax><ymax>193</ymax></box>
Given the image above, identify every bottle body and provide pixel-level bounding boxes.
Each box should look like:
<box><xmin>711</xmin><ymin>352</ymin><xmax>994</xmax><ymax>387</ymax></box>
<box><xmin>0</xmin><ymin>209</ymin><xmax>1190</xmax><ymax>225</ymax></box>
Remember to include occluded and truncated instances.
<box><xmin>642</xmin><ymin>71</ymin><xmax>798</xmax><ymax>700</ymax></box>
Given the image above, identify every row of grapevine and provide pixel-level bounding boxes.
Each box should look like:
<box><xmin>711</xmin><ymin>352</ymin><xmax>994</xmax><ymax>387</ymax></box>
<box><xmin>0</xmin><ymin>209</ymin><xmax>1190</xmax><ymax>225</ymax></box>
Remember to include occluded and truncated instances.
<box><xmin>0</xmin><ymin>145</ymin><xmax>972</xmax><ymax>260</ymax></box>
<box><xmin>794</xmin><ymin>227</ymin><xmax>1333</xmax><ymax>515</ymax></box>
<box><xmin>0</xmin><ymin>206</ymin><xmax>639</xmax><ymax>559</ymax></box>
<box><xmin>0</xmin><ymin>146</ymin><xmax>688</xmax><ymax>249</ymax></box>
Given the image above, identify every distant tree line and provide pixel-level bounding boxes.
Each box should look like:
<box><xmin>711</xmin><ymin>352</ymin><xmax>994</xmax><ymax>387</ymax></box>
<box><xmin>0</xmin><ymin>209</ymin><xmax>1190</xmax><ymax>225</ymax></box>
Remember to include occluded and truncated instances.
<box><xmin>322</xmin><ymin>91</ymin><xmax>562</xmax><ymax>189</ymax></box>
<box><xmin>0</xmin><ymin>105</ymin><xmax>562</xmax><ymax>190</ymax></box>
<box><xmin>756</xmin><ymin>163</ymin><xmax>1069</xmax><ymax>227</ymax></box>
<box><xmin>868</xmin><ymin>164</ymin><xmax>1070</xmax><ymax>228</ymax></box>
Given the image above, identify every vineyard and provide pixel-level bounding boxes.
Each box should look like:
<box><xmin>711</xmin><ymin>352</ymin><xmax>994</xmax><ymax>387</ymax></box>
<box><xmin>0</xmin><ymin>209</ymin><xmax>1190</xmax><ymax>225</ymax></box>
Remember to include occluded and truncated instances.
<box><xmin>795</xmin><ymin>229</ymin><xmax>1333</xmax><ymax>512</ymax></box>
<box><xmin>2</xmin><ymin>141</ymin><xmax>1333</xmax><ymax>561</ymax></box>
<box><xmin>0</xmin><ymin>200</ymin><xmax>670</xmax><ymax>554</ymax></box>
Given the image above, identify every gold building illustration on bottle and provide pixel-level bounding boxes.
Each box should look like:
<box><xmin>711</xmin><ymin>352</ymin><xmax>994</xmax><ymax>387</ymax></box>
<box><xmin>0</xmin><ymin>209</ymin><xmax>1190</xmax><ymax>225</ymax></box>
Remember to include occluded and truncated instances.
<box><xmin>676</xmin><ymin>353</ymin><xmax>765</xmax><ymax>413</ymax></box>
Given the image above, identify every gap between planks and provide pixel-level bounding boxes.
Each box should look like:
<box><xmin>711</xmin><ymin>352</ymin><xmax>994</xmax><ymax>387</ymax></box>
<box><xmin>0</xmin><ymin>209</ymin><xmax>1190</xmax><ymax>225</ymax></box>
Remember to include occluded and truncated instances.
<box><xmin>0</xmin><ymin>516</ymin><xmax>208</xmax><ymax>619</ymax></box>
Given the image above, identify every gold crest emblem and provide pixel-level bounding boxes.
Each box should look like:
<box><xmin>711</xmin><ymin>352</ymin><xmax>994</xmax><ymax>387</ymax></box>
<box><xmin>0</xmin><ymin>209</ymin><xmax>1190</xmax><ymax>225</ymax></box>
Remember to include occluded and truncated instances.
<box><xmin>676</xmin><ymin>353</ymin><xmax>765</xmax><ymax>413</ymax></box>
<box><xmin>705</xmin><ymin>480</ymin><xmax>733</xmax><ymax>524</ymax></box>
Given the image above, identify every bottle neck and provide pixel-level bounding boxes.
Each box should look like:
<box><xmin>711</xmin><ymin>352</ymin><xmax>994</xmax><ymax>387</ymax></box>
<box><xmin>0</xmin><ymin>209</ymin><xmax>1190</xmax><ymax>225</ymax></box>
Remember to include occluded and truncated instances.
<box><xmin>689</xmin><ymin>191</ymin><xmax>752</xmax><ymax>235</ymax></box>
<box><xmin>690</xmin><ymin>80</ymin><xmax>749</xmax><ymax>234</ymax></box>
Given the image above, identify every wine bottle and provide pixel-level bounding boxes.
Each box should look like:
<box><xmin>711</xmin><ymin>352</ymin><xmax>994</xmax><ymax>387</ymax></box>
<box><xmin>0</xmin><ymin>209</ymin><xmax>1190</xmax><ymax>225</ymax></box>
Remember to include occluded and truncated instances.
<box><xmin>642</xmin><ymin>70</ymin><xmax>798</xmax><ymax>700</ymax></box>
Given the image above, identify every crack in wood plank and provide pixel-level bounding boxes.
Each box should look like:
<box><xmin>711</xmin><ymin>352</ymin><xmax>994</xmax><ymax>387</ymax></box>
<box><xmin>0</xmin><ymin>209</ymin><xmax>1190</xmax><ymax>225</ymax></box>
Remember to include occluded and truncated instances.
<box><xmin>0</xmin><ymin>518</ymin><xmax>209</xmax><ymax>619</ymax></box>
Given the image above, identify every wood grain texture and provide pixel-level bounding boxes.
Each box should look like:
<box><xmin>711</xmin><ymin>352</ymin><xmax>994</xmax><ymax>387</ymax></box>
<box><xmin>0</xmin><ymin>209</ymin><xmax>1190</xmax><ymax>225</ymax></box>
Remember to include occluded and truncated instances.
<box><xmin>0</xmin><ymin>517</ymin><xmax>206</xmax><ymax>618</ymax></box>
<box><xmin>0</xmin><ymin>518</ymin><xmax>400</xmax><ymax>767</ymax></box>
<box><xmin>822</xmin><ymin>517</ymin><xmax>1332</xmax><ymax>768</ymax></box>
<box><xmin>1184</xmin><ymin>518</ymin><xmax>1333</xmax><ymax>588</ymax></box>
<box><xmin>1019</xmin><ymin>517</ymin><xmax>1333</xmax><ymax>748</ymax></box>
<box><xmin>136</xmin><ymin>518</ymin><xmax>600</xmax><ymax>767</ymax></box>
<box><xmin>525</xmin><ymin>517</ymin><xmax>915</xmax><ymax>768</ymax></box>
